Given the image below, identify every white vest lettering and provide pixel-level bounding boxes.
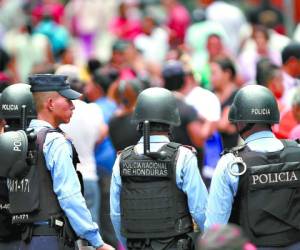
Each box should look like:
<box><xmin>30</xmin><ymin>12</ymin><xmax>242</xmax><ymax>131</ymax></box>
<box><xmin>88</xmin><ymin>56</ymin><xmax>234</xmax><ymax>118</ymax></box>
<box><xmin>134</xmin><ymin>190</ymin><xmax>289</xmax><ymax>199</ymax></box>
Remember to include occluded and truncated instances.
<box><xmin>252</xmin><ymin>171</ymin><xmax>298</xmax><ymax>185</ymax></box>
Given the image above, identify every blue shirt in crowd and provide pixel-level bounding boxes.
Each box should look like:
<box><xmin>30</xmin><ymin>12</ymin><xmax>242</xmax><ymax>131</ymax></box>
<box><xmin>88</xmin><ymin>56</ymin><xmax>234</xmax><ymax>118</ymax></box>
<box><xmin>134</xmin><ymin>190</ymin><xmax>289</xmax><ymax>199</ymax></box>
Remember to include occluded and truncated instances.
<box><xmin>94</xmin><ymin>96</ymin><xmax>117</xmax><ymax>172</ymax></box>
<box><xmin>110</xmin><ymin>135</ymin><xmax>208</xmax><ymax>246</ymax></box>
<box><xmin>30</xmin><ymin>119</ymin><xmax>103</xmax><ymax>248</ymax></box>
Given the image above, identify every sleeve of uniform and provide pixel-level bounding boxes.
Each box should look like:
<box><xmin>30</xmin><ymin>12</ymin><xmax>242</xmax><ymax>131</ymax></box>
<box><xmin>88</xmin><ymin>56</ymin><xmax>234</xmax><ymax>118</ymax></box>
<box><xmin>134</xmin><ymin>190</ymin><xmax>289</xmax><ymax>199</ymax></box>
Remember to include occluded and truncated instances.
<box><xmin>176</xmin><ymin>147</ymin><xmax>208</xmax><ymax>232</ymax></box>
<box><xmin>204</xmin><ymin>153</ymin><xmax>239</xmax><ymax>231</ymax></box>
<box><xmin>43</xmin><ymin>133</ymin><xmax>104</xmax><ymax>248</ymax></box>
<box><xmin>110</xmin><ymin>155</ymin><xmax>127</xmax><ymax>247</ymax></box>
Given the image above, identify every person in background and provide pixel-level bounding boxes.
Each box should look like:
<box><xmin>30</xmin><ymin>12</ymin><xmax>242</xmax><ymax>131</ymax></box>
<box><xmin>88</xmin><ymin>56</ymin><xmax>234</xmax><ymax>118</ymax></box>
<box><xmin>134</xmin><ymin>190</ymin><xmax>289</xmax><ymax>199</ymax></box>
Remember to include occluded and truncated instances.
<box><xmin>196</xmin><ymin>224</ymin><xmax>256</xmax><ymax>250</ymax></box>
<box><xmin>210</xmin><ymin>57</ymin><xmax>239</xmax><ymax>149</ymax></box>
<box><xmin>57</xmin><ymin>64</ymin><xmax>108</xmax><ymax>227</ymax></box>
<box><xmin>109</xmin><ymin>78</ymin><xmax>144</xmax><ymax>152</ymax></box>
<box><xmin>85</xmin><ymin>68</ymin><xmax>119</xmax><ymax>248</ymax></box>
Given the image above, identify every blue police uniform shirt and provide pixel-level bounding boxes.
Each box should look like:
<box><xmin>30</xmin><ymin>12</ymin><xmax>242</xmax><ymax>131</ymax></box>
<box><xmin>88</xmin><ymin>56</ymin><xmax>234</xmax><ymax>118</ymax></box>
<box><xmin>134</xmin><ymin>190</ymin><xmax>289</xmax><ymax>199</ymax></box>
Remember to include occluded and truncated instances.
<box><xmin>29</xmin><ymin>119</ymin><xmax>103</xmax><ymax>248</ymax></box>
<box><xmin>205</xmin><ymin>130</ymin><xmax>284</xmax><ymax>230</ymax></box>
<box><xmin>110</xmin><ymin>135</ymin><xmax>208</xmax><ymax>246</ymax></box>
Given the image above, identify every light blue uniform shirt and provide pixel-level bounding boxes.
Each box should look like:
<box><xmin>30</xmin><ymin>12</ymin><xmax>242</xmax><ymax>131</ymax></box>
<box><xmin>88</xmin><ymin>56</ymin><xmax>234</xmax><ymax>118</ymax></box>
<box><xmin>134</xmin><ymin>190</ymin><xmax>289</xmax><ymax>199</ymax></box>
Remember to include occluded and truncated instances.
<box><xmin>110</xmin><ymin>135</ymin><xmax>208</xmax><ymax>247</ymax></box>
<box><xmin>29</xmin><ymin>119</ymin><xmax>103</xmax><ymax>248</ymax></box>
<box><xmin>205</xmin><ymin>131</ymin><xmax>284</xmax><ymax>230</ymax></box>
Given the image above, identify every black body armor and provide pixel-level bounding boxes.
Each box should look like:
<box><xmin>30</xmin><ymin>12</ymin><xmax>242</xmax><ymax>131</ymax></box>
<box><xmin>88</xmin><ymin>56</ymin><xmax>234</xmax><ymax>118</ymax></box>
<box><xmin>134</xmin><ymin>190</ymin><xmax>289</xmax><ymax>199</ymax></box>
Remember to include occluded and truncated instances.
<box><xmin>8</xmin><ymin>128</ymin><xmax>81</xmax><ymax>224</ymax></box>
<box><xmin>0</xmin><ymin>177</ymin><xmax>21</xmax><ymax>241</ymax></box>
<box><xmin>229</xmin><ymin>140</ymin><xmax>300</xmax><ymax>247</ymax></box>
<box><xmin>120</xmin><ymin>142</ymin><xmax>193</xmax><ymax>239</ymax></box>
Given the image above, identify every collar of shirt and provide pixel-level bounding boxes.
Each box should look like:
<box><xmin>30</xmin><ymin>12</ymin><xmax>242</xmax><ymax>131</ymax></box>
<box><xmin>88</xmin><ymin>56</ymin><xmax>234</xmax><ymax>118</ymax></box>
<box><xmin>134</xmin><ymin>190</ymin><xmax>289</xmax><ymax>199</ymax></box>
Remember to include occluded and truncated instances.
<box><xmin>244</xmin><ymin>130</ymin><xmax>284</xmax><ymax>152</ymax></box>
<box><xmin>29</xmin><ymin>119</ymin><xmax>54</xmax><ymax>131</ymax></box>
<box><xmin>136</xmin><ymin>135</ymin><xmax>170</xmax><ymax>154</ymax></box>
<box><xmin>138</xmin><ymin>135</ymin><xmax>170</xmax><ymax>144</ymax></box>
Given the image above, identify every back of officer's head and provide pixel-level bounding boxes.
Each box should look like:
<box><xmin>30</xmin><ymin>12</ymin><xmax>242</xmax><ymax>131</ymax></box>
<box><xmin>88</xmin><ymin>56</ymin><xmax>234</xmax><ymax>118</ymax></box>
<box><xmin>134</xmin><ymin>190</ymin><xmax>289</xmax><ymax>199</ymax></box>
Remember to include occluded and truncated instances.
<box><xmin>229</xmin><ymin>85</ymin><xmax>279</xmax><ymax>126</ymax></box>
<box><xmin>162</xmin><ymin>60</ymin><xmax>185</xmax><ymax>91</ymax></box>
<box><xmin>0</xmin><ymin>83</ymin><xmax>37</xmax><ymax>130</ymax></box>
<box><xmin>132</xmin><ymin>87</ymin><xmax>181</xmax><ymax>133</ymax></box>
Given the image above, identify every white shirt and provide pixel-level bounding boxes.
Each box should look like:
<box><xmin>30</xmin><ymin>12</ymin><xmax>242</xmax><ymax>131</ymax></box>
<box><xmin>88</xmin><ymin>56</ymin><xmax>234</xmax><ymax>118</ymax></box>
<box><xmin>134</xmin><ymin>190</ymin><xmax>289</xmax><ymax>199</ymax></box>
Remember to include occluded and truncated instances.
<box><xmin>60</xmin><ymin>100</ymin><xmax>105</xmax><ymax>180</ymax></box>
<box><xmin>185</xmin><ymin>86</ymin><xmax>221</xmax><ymax>121</ymax></box>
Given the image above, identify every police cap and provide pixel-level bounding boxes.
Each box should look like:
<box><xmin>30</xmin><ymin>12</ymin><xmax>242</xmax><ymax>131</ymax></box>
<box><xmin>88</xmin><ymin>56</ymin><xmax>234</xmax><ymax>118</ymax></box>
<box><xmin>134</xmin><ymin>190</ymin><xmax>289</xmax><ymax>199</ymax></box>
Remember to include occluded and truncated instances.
<box><xmin>28</xmin><ymin>74</ymin><xmax>81</xmax><ymax>100</ymax></box>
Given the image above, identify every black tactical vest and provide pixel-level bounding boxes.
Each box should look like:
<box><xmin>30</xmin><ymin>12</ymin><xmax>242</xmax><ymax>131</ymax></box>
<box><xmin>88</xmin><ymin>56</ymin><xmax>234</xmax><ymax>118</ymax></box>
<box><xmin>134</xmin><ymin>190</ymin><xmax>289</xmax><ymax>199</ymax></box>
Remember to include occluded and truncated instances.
<box><xmin>120</xmin><ymin>142</ymin><xmax>193</xmax><ymax>239</ymax></box>
<box><xmin>0</xmin><ymin>177</ymin><xmax>21</xmax><ymax>241</ymax></box>
<box><xmin>229</xmin><ymin>140</ymin><xmax>300</xmax><ymax>247</ymax></box>
<box><xmin>8</xmin><ymin>128</ymin><xmax>80</xmax><ymax>224</ymax></box>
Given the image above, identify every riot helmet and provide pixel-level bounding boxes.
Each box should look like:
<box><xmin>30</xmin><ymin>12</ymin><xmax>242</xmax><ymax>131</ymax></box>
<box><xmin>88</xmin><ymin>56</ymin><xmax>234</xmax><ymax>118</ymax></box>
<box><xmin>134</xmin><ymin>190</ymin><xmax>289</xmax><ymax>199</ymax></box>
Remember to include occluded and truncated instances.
<box><xmin>132</xmin><ymin>87</ymin><xmax>180</xmax><ymax>127</ymax></box>
<box><xmin>228</xmin><ymin>85</ymin><xmax>279</xmax><ymax>124</ymax></box>
<box><xmin>0</xmin><ymin>130</ymin><xmax>29</xmax><ymax>178</ymax></box>
<box><xmin>0</xmin><ymin>83</ymin><xmax>37</xmax><ymax>120</ymax></box>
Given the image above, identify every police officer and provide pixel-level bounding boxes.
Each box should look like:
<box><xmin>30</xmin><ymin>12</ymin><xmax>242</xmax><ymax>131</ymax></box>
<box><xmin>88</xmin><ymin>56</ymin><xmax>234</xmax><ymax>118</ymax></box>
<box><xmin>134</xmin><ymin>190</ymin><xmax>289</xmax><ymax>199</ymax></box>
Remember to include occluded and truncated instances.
<box><xmin>0</xmin><ymin>83</ymin><xmax>36</xmax><ymax>250</ymax></box>
<box><xmin>7</xmin><ymin>74</ymin><xmax>114</xmax><ymax>250</ymax></box>
<box><xmin>110</xmin><ymin>87</ymin><xmax>208</xmax><ymax>250</ymax></box>
<box><xmin>205</xmin><ymin>85</ymin><xmax>300</xmax><ymax>249</ymax></box>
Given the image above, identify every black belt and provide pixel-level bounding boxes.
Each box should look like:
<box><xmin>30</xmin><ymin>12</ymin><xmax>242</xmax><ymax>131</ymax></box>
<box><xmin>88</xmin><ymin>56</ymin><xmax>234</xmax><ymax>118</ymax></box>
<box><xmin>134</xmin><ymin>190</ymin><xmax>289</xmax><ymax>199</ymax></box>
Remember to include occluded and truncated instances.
<box><xmin>32</xmin><ymin>224</ymin><xmax>58</xmax><ymax>236</ymax></box>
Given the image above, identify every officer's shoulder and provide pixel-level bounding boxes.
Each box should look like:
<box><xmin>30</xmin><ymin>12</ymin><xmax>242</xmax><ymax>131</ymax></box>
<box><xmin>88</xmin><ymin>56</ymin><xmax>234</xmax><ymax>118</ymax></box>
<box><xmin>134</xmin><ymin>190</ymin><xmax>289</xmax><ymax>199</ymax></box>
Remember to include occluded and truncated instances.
<box><xmin>221</xmin><ymin>144</ymin><xmax>246</xmax><ymax>156</ymax></box>
<box><xmin>179</xmin><ymin>144</ymin><xmax>197</xmax><ymax>155</ymax></box>
<box><xmin>44</xmin><ymin>129</ymin><xmax>68</xmax><ymax>147</ymax></box>
<box><xmin>117</xmin><ymin>145</ymin><xmax>135</xmax><ymax>156</ymax></box>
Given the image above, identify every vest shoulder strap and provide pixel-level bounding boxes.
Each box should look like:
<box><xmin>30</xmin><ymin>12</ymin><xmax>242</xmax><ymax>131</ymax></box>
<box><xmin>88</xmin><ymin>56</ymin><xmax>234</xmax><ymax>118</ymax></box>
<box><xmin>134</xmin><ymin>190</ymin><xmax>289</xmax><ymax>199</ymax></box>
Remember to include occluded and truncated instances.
<box><xmin>221</xmin><ymin>144</ymin><xmax>247</xmax><ymax>156</ymax></box>
<box><xmin>120</xmin><ymin>145</ymin><xmax>135</xmax><ymax>160</ymax></box>
<box><xmin>281</xmin><ymin>139</ymin><xmax>300</xmax><ymax>148</ymax></box>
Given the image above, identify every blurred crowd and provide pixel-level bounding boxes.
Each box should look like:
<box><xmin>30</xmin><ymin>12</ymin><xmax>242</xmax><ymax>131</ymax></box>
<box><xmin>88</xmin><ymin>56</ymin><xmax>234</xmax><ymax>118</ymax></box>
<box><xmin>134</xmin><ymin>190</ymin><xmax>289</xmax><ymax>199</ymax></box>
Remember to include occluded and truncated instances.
<box><xmin>1</xmin><ymin>0</ymin><xmax>300</xmax><ymax>248</ymax></box>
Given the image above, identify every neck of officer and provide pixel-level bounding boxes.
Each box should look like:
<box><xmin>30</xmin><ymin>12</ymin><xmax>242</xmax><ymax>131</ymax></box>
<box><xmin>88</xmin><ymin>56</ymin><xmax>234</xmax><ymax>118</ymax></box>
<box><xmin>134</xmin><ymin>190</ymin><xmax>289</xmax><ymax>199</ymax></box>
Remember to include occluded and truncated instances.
<box><xmin>37</xmin><ymin>112</ymin><xmax>59</xmax><ymax>128</ymax></box>
<box><xmin>239</xmin><ymin>123</ymin><xmax>272</xmax><ymax>140</ymax></box>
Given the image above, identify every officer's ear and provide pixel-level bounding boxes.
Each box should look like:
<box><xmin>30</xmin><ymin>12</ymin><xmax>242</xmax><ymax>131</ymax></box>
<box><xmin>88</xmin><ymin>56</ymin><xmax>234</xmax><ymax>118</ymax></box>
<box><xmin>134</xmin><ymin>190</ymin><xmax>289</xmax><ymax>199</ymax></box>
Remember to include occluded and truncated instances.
<box><xmin>46</xmin><ymin>92</ymin><xmax>60</xmax><ymax>111</ymax></box>
<box><xmin>0</xmin><ymin>130</ymin><xmax>29</xmax><ymax>178</ymax></box>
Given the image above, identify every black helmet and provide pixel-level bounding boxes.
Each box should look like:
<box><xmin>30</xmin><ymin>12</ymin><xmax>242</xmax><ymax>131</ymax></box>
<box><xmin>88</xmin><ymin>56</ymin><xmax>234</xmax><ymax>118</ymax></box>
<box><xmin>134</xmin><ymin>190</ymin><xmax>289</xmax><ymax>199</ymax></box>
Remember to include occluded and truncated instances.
<box><xmin>0</xmin><ymin>83</ymin><xmax>37</xmax><ymax>119</ymax></box>
<box><xmin>229</xmin><ymin>85</ymin><xmax>279</xmax><ymax>124</ymax></box>
<box><xmin>0</xmin><ymin>130</ymin><xmax>28</xmax><ymax>178</ymax></box>
<box><xmin>132</xmin><ymin>87</ymin><xmax>181</xmax><ymax>126</ymax></box>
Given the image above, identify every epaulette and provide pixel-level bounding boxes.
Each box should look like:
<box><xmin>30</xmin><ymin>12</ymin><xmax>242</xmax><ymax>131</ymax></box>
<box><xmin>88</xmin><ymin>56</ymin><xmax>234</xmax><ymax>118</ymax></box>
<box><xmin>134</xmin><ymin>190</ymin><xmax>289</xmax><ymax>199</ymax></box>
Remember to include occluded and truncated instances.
<box><xmin>182</xmin><ymin>145</ymin><xmax>197</xmax><ymax>154</ymax></box>
<box><xmin>220</xmin><ymin>144</ymin><xmax>246</xmax><ymax>156</ymax></box>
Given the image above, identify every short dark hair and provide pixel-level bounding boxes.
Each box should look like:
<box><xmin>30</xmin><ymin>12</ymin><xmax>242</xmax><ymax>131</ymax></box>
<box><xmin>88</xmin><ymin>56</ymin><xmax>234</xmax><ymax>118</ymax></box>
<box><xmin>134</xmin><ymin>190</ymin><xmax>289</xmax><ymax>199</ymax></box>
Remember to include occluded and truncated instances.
<box><xmin>92</xmin><ymin>70</ymin><xmax>113</xmax><ymax>94</ymax></box>
<box><xmin>281</xmin><ymin>42</ymin><xmax>300</xmax><ymax>64</ymax></box>
<box><xmin>162</xmin><ymin>60</ymin><xmax>185</xmax><ymax>91</ymax></box>
<box><xmin>214</xmin><ymin>57</ymin><xmax>236</xmax><ymax>80</ymax></box>
<box><xmin>256</xmin><ymin>58</ymin><xmax>279</xmax><ymax>86</ymax></box>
